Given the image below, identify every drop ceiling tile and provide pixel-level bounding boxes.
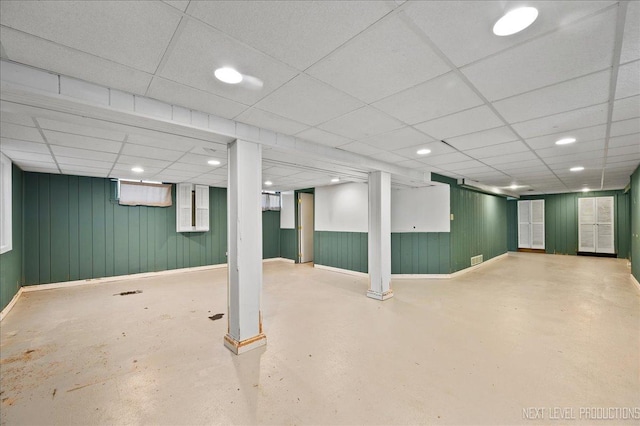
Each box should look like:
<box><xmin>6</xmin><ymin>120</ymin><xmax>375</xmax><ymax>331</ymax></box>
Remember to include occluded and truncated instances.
<box><xmin>609</xmin><ymin>134</ymin><xmax>640</xmax><ymax>149</ymax></box>
<box><xmin>496</xmin><ymin>159</ymin><xmax>546</xmax><ymax>171</ymax></box>
<box><xmin>607</xmin><ymin>144</ymin><xmax>640</xmax><ymax>157</ymax></box>
<box><xmin>50</xmin><ymin>146</ymin><xmax>117</xmax><ymax>162</ymax></box>
<box><xmin>55</xmin><ymin>156</ymin><xmax>113</xmax><ymax>169</ymax></box>
<box><xmin>421</xmin><ymin>152</ymin><xmax>471</xmax><ymax>166</ymax></box>
<box><xmin>17</xmin><ymin>165</ymin><xmax>59</xmax><ymax>174</ymax></box>
<box><xmin>446</xmin><ymin>126</ymin><xmax>519</xmax><ymax>151</ymax></box>
<box><xmin>60</xmin><ymin>166</ymin><xmax>110</xmax><ymax>177</ymax></box>
<box><xmin>0</xmin><ymin>28</ymin><xmax>153</xmax><ymax>96</ymax></box>
<box><xmin>393</xmin><ymin>140</ymin><xmax>456</xmax><ymax>159</ymax></box>
<box><xmin>307</xmin><ymin>14</ymin><xmax>450</xmax><ymax>103</ymax></box>
<box><xmin>152</xmin><ymin>169</ymin><xmax>199</xmax><ymax>179</ymax></box>
<box><xmin>35</xmin><ymin>118</ymin><xmax>125</xmax><ymax>141</ymax></box>
<box><xmin>179</xmin><ymin>153</ymin><xmax>221</xmax><ymax>166</ymax></box>
<box><xmin>234</xmin><ymin>108</ymin><xmax>309</xmax><ymax>135</ymax></box>
<box><xmin>395</xmin><ymin>159</ymin><xmax>427</xmax><ymax>169</ymax></box>
<box><xmin>536</xmin><ymin>140</ymin><xmax>605</xmax><ymax>158</ymax></box>
<box><xmin>126</xmin><ymin>133</ymin><xmax>197</xmax><ymax>152</ymax></box>
<box><xmin>463</xmin><ymin>141</ymin><xmax>530</xmax><ymax>159</ymax></box>
<box><xmin>615</xmin><ymin>60</ymin><xmax>640</xmax><ymax>100</ymax></box>
<box><xmin>462</xmin><ymin>8</ymin><xmax>616</xmax><ymax>101</ymax></box>
<box><xmin>320</xmin><ymin>108</ymin><xmax>405</xmax><ymax>141</ymax></box>
<box><xmin>0</xmin><ymin>1</ymin><xmax>181</xmax><ymax>73</ymax></box>
<box><xmin>159</xmin><ymin>19</ymin><xmax>298</xmax><ymax>106</ymax></box>
<box><xmin>2</xmin><ymin>150</ymin><xmax>53</xmax><ymax>163</ymax></box>
<box><xmin>605</xmin><ymin>158</ymin><xmax>640</xmax><ymax>168</ymax></box>
<box><xmin>295</xmin><ymin>128</ymin><xmax>352</xmax><ymax>148</ymax></box>
<box><xmin>611</xmin><ymin>118</ymin><xmax>640</xmax><ymax>137</ymax></box>
<box><xmin>43</xmin><ymin>130</ymin><xmax>122</xmax><ymax>153</ymax></box>
<box><xmin>524</xmin><ymin>125</ymin><xmax>607</xmax><ymax>149</ymax></box>
<box><xmin>116</xmin><ymin>156</ymin><xmax>172</xmax><ymax>169</ymax></box>
<box><xmin>612</xmin><ymin>95</ymin><xmax>640</xmax><ymax>121</ymax></box>
<box><xmin>544</xmin><ymin>149</ymin><xmax>605</xmax><ymax>165</ymax></box>
<box><xmin>372</xmin><ymin>72</ymin><xmax>483</xmax><ymax>124</ymax></box>
<box><xmin>483</xmin><ymin>151</ymin><xmax>538</xmax><ymax>166</ymax></box>
<box><xmin>621</xmin><ymin>1</ymin><xmax>640</xmax><ymax>63</ymax></box>
<box><xmin>494</xmin><ymin>70</ymin><xmax>611</xmax><ymax>124</ymax></box>
<box><xmin>187</xmin><ymin>1</ymin><xmax>392</xmax><ymax>70</ymax></box>
<box><xmin>121</xmin><ymin>144</ymin><xmax>182</xmax><ymax>161</ymax></box>
<box><xmin>0</xmin><ymin>112</ymin><xmax>36</xmax><ymax>127</ymax></box>
<box><xmin>367</xmin><ymin>151</ymin><xmax>409</xmax><ymax>164</ymax></box>
<box><xmin>440</xmin><ymin>160</ymin><xmax>488</xmax><ymax>172</ymax></box>
<box><xmin>403</xmin><ymin>1</ymin><xmax>615</xmax><ymax>67</ymax></box>
<box><xmin>167</xmin><ymin>162</ymin><xmax>214</xmax><ymax>174</ymax></box>
<box><xmin>512</xmin><ymin>103</ymin><xmax>608</xmax><ymax>138</ymax></box>
<box><xmin>337</xmin><ymin>142</ymin><xmax>382</xmax><ymax>157</ymax></box>
<box><xmin>0</xmin><ymin>123</ymin><xmax>43</xmax><ymax>143</ymax></box>
<box><xmin>0</xmin><ymin>139</ymin><xmax>48</xmax><ymax>154</ymax></box>
<box><xmin>357</xmin><ymin>126</ymin><xmax>434</xmax><ymax>151</ymax></box>
<box><xmin>162</xmin><ymin>1</ymin><xmax>189</xmax><ymax>12</ymax></box>
<box><xmin>255</xmin><ymin>74</ymin><xmax>363</xmax><ymax>126</ymax></box>
<box><xmin>414</xmin><ymin>106</ymin><xmax>504</xmax><ymax>140</ymax></box>
<box><xmin>145</xmin><ymin>77</ymin><xmax>248</xmax><ymax>120</ymax></box>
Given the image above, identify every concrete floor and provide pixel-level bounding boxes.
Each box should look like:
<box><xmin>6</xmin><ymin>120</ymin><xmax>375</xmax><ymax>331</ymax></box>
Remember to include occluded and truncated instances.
<box><xmin>1</xmin><ymin>252</ymin><xmax>639</xmax><ymax>425</ymax></box>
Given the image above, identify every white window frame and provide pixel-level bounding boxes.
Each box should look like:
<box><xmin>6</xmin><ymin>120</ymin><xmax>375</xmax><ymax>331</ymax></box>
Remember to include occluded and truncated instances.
<box><xmin>176</xmin><ymin>183</ymin><xmax>210</xmax><ymax>232</ymax></box>
<box><xmin>0</xmin><ymin>153</ymin><xmax>12</xmax><ymax>254</ymax></box>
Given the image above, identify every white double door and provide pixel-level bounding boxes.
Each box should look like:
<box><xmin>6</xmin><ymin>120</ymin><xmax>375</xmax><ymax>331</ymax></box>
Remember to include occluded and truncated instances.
<box><xmin>578</xmin><ymin>196</ymin><xmax>614</xmax><ymax>254</ymax></box>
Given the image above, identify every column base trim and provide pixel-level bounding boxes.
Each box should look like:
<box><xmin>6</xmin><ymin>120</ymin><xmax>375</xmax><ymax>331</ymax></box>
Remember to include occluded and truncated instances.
<box><xmin>366</xmin><ymin>289</ymin><xmax>394</xmax><ymax>300</ymax></box>
<box><xmin>224</xmin><ymin>333</ymin><xmax>267</xmax><ymax>355</ymax></box>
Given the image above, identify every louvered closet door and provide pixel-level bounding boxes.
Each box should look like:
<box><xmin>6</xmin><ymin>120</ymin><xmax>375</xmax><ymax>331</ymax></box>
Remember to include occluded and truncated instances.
<box><xmin>595</xmin><ymin>196</ymin><xmax>614</xmax><ymax>254</ymax></box>
<box><xmin>176</xmin><ymin>183</ymin><xmax>193</xmax><ymax>232</ymax></box>
<box><xmin>518</xmin><ymin>200</ymin><xmax>531</xmax><ymax>248</ymax></box>
<box><xmin>194</xmin><ymin>185</ymin><xmax>209</xmax><ymax>232</ymax></box>
<box><xmin>530</xmin><ymin>199</ymin><xmax>545</xmax><ymax>249</ymax></box>
<box><xmin>578</xmin><ymin>197</ymin><xmax>596</xmax><ymax>252</ymax></box>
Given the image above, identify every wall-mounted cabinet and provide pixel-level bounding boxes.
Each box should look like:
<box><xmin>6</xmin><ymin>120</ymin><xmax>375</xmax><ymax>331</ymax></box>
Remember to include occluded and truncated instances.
<box><xmin>578</xmin><ymin>196</ymin><xmax>614</xmax><ymax>254</ymax></box>
<box><xmin>176</xmin><ymin>183</ymin><xmax>209</xmax><ymax>232</ymax></box>
<box><xmin>518</xmin><ymin>199</ymin><xmax>545</xmax><ymax>249</ymax></box>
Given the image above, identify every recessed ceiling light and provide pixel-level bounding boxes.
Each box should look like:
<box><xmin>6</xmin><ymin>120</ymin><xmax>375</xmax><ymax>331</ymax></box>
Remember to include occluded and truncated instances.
<box><xmin>510</xmin><ymin>184</ymin><xmax>518</xmax><ymax>190</ymax></box>
<box><xmin>264</xmin><ymin>181</ymin><xmax>273</xmax><ymax>186</ymax></box>
<box><xmin>570</xmin><ymin>166</ymin><xmax>584</xmax><ymax>172</ymax></box>
<box><xmin>493</xmin><ymin>7</ymin><xmax>539</xmax><ymax>36</ymax></box>
<box><xmin>582</xmin><ymin>187</ymin><xmax>590</xmax><ymax>192</ymax></box>
<box><xmin>331</xmin><ymin>177</ymin><xmax>340</xmax><ymax>183</ymax></box>
<box><xmin>214</xmin><ymin>67</ymin><xmax>243</xmax><ymax>84</ymax></box>
<box><xmin>208</xmin><ymin>159</ymin><xmax>221</xmax><ymax>166</ymax></box>
<box><xmin>555</xmin><ymin>137</ymin><xmax>576</xmax><ymax>145</ymax></box>
<box><xmin>131</xmin><ymin>166</ymin><xmax>144</xmax><ymax>173</ymax></box>
<box><xmin>416</xmin><ymin>148</ymin><xmax>431</xmax><ymax>155</ymax></box>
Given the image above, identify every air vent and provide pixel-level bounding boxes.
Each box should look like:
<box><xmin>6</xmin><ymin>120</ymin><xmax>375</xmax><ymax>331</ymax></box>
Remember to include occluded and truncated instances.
<box><xmin>471</xmin><ymin>254</ymin><xmax>484</xmax><ymax>266</ymax></box>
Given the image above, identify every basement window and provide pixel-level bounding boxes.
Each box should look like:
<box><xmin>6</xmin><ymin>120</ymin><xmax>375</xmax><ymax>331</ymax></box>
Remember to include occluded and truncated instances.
<box><xmin>0</xmin><ymin>153</ymin><xmax>12</xmax><ymax>254</ymax></box>
<box><xmin>118</xmin><ymin>180</ymin><xmax>172</xmax><ymax>207</ymax></box>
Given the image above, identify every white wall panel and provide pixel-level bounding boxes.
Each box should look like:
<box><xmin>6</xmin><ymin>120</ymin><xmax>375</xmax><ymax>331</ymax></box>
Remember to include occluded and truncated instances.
<box><xmin>315</xmin><ymin>182</ymin><xmax>368</xmax><ymax>232</ymax></box>
<box><xmin>280</xmin><ymin>191</ymin><xmax>295</xmax><ymax>229</ymax></box>
<box><xmin>390</xmin><ymin>185</ymin><xmax>450</xmax><ymax>232</ymax></box>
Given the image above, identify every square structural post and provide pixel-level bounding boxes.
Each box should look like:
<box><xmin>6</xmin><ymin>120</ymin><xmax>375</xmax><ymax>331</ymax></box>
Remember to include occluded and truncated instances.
<box><xmin>225</xmin><ymin>139</ymin><xmax>267</xmax><ymax>354</ymax></box>
<box><xmin>367</xmin><ymin>171</ymin><xmax>393</xmax><ymax>300</ymax></box>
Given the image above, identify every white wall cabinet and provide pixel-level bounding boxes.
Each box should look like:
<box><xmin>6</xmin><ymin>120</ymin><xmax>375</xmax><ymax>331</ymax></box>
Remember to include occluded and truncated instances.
<box><xmin>518</xmin><ymin>200</ymin><xmax>545</xmax><ymax>249</ymax></box>
<box><xmin>176</xmin><ymin>183</ymin><xmax>209</xmax><ymax>232</ymax></box>
<box><xmin>578</xmin><ymin>196</ymin><xmax>614</xmax><ymax>254</ymax></box>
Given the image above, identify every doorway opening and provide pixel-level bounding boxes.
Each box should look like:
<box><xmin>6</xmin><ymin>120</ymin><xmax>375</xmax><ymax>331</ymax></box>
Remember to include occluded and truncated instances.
<box><xmin>296</xmin><ymin>189</ymin><xmax>314</xmax><ymax>264</ymax></box>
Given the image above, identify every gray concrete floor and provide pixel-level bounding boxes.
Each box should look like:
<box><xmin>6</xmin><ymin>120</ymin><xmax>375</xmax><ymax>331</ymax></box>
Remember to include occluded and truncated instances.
<box><xmin>1</xmin><ymin>252</ymin><xmax>639</xmax><ymax>425</ymax></box>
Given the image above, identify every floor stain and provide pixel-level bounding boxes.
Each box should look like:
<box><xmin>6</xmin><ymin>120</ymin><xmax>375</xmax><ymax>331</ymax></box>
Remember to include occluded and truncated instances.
<box><xmin>208</xmin><ymin>313</ymin><xmax>224</xmax><ymax>321</ymax></box>
<box><xmin>113</xmin><ymin>290</ymin><xmax>142</xmax><ymax>296</ymax></box>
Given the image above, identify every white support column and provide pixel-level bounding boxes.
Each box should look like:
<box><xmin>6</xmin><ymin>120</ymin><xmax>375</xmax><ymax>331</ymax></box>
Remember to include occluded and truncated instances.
<box><xmin>367</xmin><ymin>171</ymin><xmax>393</xmax><ymax>300</ymax></box>
<box><xmin>224</xmin><ymin>139</ymin><xmax>266</xmax><ymax>354</ymax></box>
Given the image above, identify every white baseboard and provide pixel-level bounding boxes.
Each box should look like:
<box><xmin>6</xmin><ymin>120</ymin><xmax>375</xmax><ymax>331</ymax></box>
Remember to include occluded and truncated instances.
<box><xmin>314</xmin><ymin>264</ymin><xmax>368</xmax><ymax>278</ymax></box>
<box><xmin>632</xmin><ymin>273</ymin><xmax>640</xmax><ymax>291</ymax></box>
<box><xmin>0</xmin><ymin>287</ymin><xmax>24</xmax><ymax>322</ymax></box>
<box><xmin>264</xmin><ymin>257</ymin><xmax>295</xmax><ymax>264</ymax></box>
<box><xmin>393</xmin><ymin>274</ymin><xmax>451</xmax><ymax>279</ymax></box>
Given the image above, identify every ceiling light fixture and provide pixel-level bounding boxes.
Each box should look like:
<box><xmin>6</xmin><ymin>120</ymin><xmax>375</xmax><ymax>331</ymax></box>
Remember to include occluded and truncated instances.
<box><xmin>582</xmin><ymin>187</ymin><xmax>590</xmax><ymax>192</ymax></box>
<box><xmin>131</xmin><ymin>166</ymin><xmax>144</xmax><ymax>173</ymax></box>
<box><xmin>264</xmin><ymin>181</ymin><xmax>273</xmax><ymax>186</ymax></box>
<box><xmin>570</xmin><ymin>166</ymin><xmax>584</xmax><ymax>172</ymax></box>
<box><xmin>208</xmin><ymin>159</ymin><xmax>221</xmax><ymax>166</ymax></box>
<box><xmin>493</xmin><ymin>7</ymin><xmax>539</xmax><ymax>36</ymax></box>
<box><xmin>331</xmin><ymin>178</ymin><xmax>340</xmax><ymax>183</ymax></box>
<box><xmin>510</xmin><ymin>184</ymin><xmax>519</xmax><ymax>190</ymax></box>
<box><xmin>555</xmin><ymin>137</ymin><xmax>576</xmax><ymax>145</ymax></box>
<box><xmin>214</xmin><ymin>67</ymin><xmax>243</xmax><ymax>84</ymax></box>
<box><xmin>417</xmin><ymin>148</ymin><xmax>431</xmax><ymax>155</ymax></box>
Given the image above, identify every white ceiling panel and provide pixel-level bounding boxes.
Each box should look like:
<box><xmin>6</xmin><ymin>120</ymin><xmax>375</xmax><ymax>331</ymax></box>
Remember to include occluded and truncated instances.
<box><xmin>482</xmin><ymin>151</ymin><xmax>538</xmax><ymax>166</ymax></box>
<box><xmin>358</xmin><ymin>126</ymin><xmax>434</xmax><ymax>151</ymax></box>
<box><xmin>116</xmin><ymin>156</ymin><xmax>172</xmax><ymax>169</ymax></box>
<box><xmin>615</xmin><ymin>60</ymin><xmax>640</xmax><ymax>100</ymax></box>
<box><xmin>59</xmin><ymin>166</ymin><xmax>110</xmax><ymax>177</ymax></box>
<box><xmin>446</xmin><ymin>126</ymin><xmax>519</xmax><ymax>151</ymax></box>
<box><xmin>0</xmin><ymin>138</ymin><xmax>48</xmax><ymax>154</ymax></box>
<box><xmin>294</xmin><ymin>128</ymin><xmax>352</xmax><ymax>148</ymax></box>
<box><xmin>14</xmin><ymin>163</ymin><xmax>59</xmax><ymax>174</ymax></box>
<box><xmin>392</xmin><ymin>140</ymin><xmax>456</xmax><ymax>159</ymax></box>
<box><xmin>121</xmin><ymin>144</ymin><xmax>183</xmax><ymax>161</ymax></box>
<box><xmin>463</xmin><ymin>141</ymin><xmax>530</xmax><ymax>159</ymax></box>
<box><xmin>536</xmin><ymin>140</ymin><xmax>605</xmax><ymax>158</ymax></box>
<box><xmin>307</xmin><ymin>14</ymin><xmax>450</xmax><ymax>103</ymax></box>
<box><xmin>55</xmin><ymin>156</ymin><xmax>113</xmax><ymax>169</ymax></box>
<box><xmin>441</xmin><ymin>160</ymin><xmax>489</xmax><ymax>172</ymax></box>
<box><xmin>373</xmin><ymin>72</ymin><xmax>483</xmax><ymax>124</ymax></box>
<box><xmin>187</xmin><ymin>1</ymin><xmax>393</xmax><ymax>70</ymax></box>
<box><xmin>179</xmin><ymin>153</ymin><xmax>223</xmax><ymax>167</ymax></box>
<box><xmin>403</xmin><ymin>1</ymin><xmax>615</xmax><ymax>67</ymax></box>
<box><xmin>125</xmin><ymin>133</ymin><xmax>197</xmax><ymax>152</ymax></box>
<box><xmin>512</xmin><ymin>103</ymin><xmax>608</xmax><ymax>138</ymax></box>
<box><xmin>43</xmin><ymin>130</ymin><xmax>122</xmax><ymax>153</ymax></box>
<box><xmin>254</xmin><ymin>74</ymin><xmax>363</xmax><ymax>126</ymax></box>
<box><xmin>146</xmin><ymin>77</ymin><xmax>248</xmax><ymax>120</ymax></box>
<box><xmin>544</xmin><ymin>149</ymin><xmax>605</xmax><ymax>165</ymax></box>
<box><xmin>523</xmin><ymin>125</ymin><xmax>607</xmax><ymax>149</ymax></box>
<box><xmin>36</xmin><ymin>118</ymin><xmax>125</xmax><ymax>141</ymax></box>
<box><xmin>462</xmin><ymin>7</ymin><xmax>616</xmax><ymax>101</ymax></box>
<box><xmin>319</xmin><ymin>107</ymin><xmax>404</xmax><ymax>141</ymax></box>
<box><xmin>607</xmin><ymin>145</ymin><xmax>640</xmax><ymax>158</ymax></box>
<box><xmin>497</xmin><ymin>159</ymin><xmax>547</xmax><ymax>171</ymax></box>
<box><xmin>0</xmin><ymin>111</ymin><xmax>36</xmax><ymax>127</ymax></box>
<box><xmin>0</xmin><ymin>122</ymin><xmax>43</xmax><ymax>143</ymax></box>
<box><xmin>414</xmin><ymin>105</ymin><xmax>504</xmax><ymax>140</ymax></box>
<box><xmin>621</xmin><ymin>0</ymin><xmax>640</xmax><ymax>63</ymax></box>
<box><xmin>3</xmin><ymin>150</ymin><xmax>53</xmax><ymax>163</ymax></box>
<box><xmin>421</xmin><ymin>152</ymin><xmax>471</xmax><ymax>166</ymax></box>
<box><xmin>166</xmin><ymin>162</ymin><xmax>214</xmax><ymax>174</ymax></box>
<box><xmin>608</xmin><ymin>134</ymin><xmax>640</xmax><ymax>149</ymax></box>
<box><xmin>234</xmin><ymin>108</ymin><xmax>309</xmax><ymax>136</ymax></box>
<box><xmin>494</xmin><ymin>70</ymin><xmax>611</xmax><ymax>123</ymax></box>
<box><xmin>337</xmin><ymin>141</ymin><xmax>382</xmax><ymax>156</ymax></box>
<box><xmin>50</xmin><ymin>146</ymin><xmax>117</xmax><ymax>162</ymax></box>
<box><xmin>610</xmin><ymin>118</ymin><xmax>640</xmax><ymax>137</ymax></box>
<box><xmin>612</xmin><ymin>95</ymin><xmax>640</xmax><ymax>122</ymax></box>
<box><xmin>0</xmin><ymin>1</ymin><xmax>180</xmax><ymax>73</ymax></box>
<box><xmin>162</xmin><ymin>1</ymin><xmax>190</xmax><ymax>13</ymax></box>
<box><xmin>158</xmin><ymin>19</ymin><xmax>298</xmax><ymax>106</ymax></box>
<box><xmin>368</xmin><ymin>151</ymin><xmax>410</xmax><ymax>164</ymax></box>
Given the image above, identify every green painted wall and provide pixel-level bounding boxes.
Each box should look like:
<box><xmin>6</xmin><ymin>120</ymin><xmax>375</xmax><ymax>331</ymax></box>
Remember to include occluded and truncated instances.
<box><xmin>507</xmin><ymin>190</ymin><xmax>631</xmax><ymax>258</ymax></box>
<box><xmin>450</xmin><ymin>186</ymin><xmax>508</xmax><ymax>273</ymax></box>
<box><xmin>631</xmin><ymin>165</ymin><xmax>640</xmax><ymax>281</ymax></box>
<box><xmin>391</xmin><ymin>233</ymin><xmax>450</xmax><ymax>274</ymax></box>
<box><xmin>280</xmin><ymin>228</ymin><xmax>296</xmax><ymax>261</ymax></box>
<box><xmin>262</xmin><ymin>210</ymin><xmax>281</xmax><ymax>259</ymax></box>
<box><xmin>0</xmin><ymin>164</ymin><xmax>23</xmax><ymax>311</ymax></box>
<box><xmin>506</xmin><ymin>200</ymin><xmax>518</xmax><ymax>252</ymax></box>
<box><xmin>314</xmin><ymin>231</ymin><xmax>367</xmax><ymax>273</ymax></box>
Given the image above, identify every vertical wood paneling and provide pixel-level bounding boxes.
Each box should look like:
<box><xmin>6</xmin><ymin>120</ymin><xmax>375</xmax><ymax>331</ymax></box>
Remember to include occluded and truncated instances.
<box><xmin>49</xmin><ymin>175</ymin><xmax>70</xmax><ymax>282</ymax></box>
<box><xmin>631</xmin><ymin>166</ymin><xmax>640</xmax><ymax>281</ymax></box>
<box><xmin>314</xmin><ymin>231</ymin><xmax>368</xmax><ymax>273</ymax></box>
<box><xmin>68</xmin><ymin>176</ymin><xmax>80</xmax><ymax>281</ymax></box>
<box><xmin>91</xmin><ymin>178</ymin><xmax>106</xmax><ymax>278</ymax></box>
<box><xmin>38</xmin><ymin>174</ymin><xmax>51</xmax><ymax>283</ymax></box>
<box><xmin>78</xmin><ymin>177</ymin><xmax>93</xmax><ymax>279</ymax></box>
<box><xmin>104</xmin><ymin>180</ymin><xmax>115</xmax><ymax>277</ymax></box>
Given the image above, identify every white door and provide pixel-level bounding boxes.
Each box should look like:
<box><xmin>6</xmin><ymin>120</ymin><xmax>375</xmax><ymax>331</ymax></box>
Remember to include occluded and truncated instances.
<box><xmin>530</xmin><ymin>199</ymin><xmax>545</xmax><ymax>249</ymax></box>
<box><xmin>298</xmin><ymin>193</ymin><xmax>314</xmax><ymax>263</ymax></box>
<box><xmin>518</xmin><ymin>200</ymin><xmax>531</xmax><ymax>248</ymax></box>
<box><xmin>595</xmin><ymin>196</ymin><xmax>614</xmax><ymax>254</ymax></box>
<box><xmin>579</xmin><ymin>196</ymin><xmax>615</xmax><ymax>254</ymax></box>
